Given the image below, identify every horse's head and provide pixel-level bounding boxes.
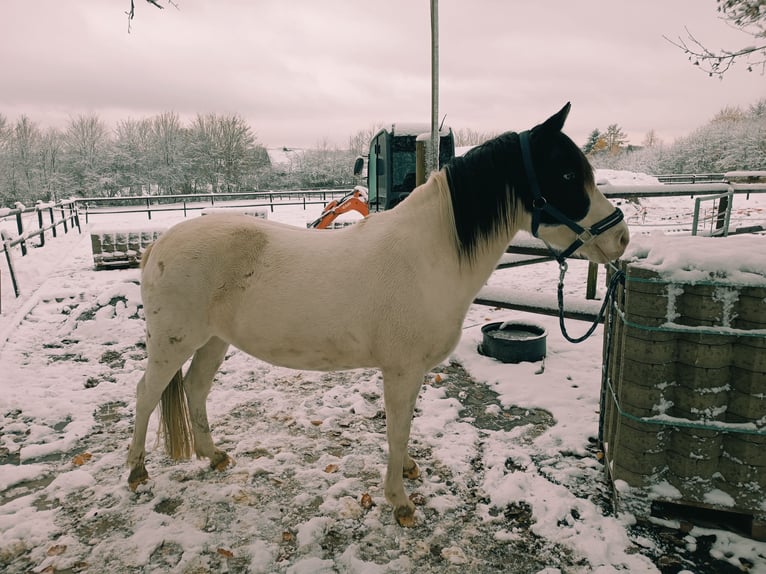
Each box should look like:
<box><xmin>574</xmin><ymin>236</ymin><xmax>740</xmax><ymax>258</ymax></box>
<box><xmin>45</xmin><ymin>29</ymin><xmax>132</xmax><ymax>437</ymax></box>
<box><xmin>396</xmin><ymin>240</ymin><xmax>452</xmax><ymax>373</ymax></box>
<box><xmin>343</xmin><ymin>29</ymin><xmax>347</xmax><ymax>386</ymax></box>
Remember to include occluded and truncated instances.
<box><xmin>521</xmin><ymin>103</ymin><xmax>629</xmax><ymax>263</ymax></box>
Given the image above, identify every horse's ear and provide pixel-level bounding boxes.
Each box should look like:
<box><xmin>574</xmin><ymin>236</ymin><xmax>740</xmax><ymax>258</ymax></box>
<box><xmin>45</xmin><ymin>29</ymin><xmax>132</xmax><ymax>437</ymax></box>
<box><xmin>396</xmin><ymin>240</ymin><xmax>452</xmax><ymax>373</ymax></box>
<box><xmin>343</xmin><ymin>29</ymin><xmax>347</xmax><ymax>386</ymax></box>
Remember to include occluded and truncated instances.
<box><xmin>532</xmin><ymin>102</ymin><xmax>571</xmax><ymax>138</ymax></box>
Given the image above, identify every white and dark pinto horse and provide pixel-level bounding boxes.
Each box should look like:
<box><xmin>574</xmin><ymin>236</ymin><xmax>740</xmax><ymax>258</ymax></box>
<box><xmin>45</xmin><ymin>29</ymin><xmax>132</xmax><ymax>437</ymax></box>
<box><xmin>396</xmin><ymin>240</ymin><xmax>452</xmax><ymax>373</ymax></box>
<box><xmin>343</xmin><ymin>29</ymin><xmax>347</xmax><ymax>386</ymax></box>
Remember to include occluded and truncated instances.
<box><xmin>127</xmin><ymin>103</ymin><xmax>629</xmax><ymax>526</ymax></box>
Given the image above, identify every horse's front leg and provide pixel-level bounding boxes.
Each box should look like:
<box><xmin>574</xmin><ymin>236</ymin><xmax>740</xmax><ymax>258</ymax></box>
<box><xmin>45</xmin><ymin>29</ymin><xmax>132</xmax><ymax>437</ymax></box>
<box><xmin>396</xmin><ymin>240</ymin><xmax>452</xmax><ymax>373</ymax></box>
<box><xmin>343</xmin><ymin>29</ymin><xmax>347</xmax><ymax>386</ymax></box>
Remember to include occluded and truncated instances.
<box><xmin>381</xmin><ymin>368</ymin><xmax>423</xmax><ymax>527</ymax></box>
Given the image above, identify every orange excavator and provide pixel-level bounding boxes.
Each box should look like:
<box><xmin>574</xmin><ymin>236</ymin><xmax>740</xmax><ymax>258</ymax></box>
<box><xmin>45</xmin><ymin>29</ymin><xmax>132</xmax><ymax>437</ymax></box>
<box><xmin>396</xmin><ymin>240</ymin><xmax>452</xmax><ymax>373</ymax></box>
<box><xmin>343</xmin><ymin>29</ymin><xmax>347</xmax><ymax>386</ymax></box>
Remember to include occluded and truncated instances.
<box><xmin>307</xmin><ymin>187</ymin><xmax>369</xmax><ymax>229</ymax></box>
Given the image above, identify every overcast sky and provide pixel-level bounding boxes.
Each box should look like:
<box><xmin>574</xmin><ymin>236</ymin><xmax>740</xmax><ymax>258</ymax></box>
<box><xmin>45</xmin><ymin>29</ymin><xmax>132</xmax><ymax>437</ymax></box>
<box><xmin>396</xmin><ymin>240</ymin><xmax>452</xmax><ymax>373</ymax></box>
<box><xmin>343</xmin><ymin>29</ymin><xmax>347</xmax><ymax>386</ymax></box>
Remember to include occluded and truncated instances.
<box><xmin>1</xmin><ymin>1</ymin><xmax>764</xmax><ymax>149</ymax></box>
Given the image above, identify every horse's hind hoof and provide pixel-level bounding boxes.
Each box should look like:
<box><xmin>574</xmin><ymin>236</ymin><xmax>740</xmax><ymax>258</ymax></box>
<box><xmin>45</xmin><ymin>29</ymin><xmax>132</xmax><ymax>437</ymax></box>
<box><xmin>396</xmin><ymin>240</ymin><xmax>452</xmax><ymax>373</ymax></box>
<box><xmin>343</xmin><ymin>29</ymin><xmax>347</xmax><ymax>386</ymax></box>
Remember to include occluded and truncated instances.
<box><xmin>128</xmin><ymin>467</ymin><xmax>149</xmax><ymax>491</ymax></box>
<box><xmin>210</xmin><ymin>452</ymin><xmax>234</xmax><ymax>472</ymax></box>
<box><xmin>403</xmin><ymin>461</ymin><xmax>420</xmax><ymax>480</ymax></box>
<box><xmin>394</xmin><ymin>505</ymin><xmax>417</xmax><ymax>528</ymax></box>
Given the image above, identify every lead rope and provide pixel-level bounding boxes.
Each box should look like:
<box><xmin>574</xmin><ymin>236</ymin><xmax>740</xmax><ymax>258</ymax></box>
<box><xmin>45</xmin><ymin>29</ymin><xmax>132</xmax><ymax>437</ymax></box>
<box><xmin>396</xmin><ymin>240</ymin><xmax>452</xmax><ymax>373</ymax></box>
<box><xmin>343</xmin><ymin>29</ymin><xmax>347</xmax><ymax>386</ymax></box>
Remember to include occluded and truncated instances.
<box><xmin>557</xmin><ymin>261</ymin><xmax>625</xmax><ymax>343</ymax></box>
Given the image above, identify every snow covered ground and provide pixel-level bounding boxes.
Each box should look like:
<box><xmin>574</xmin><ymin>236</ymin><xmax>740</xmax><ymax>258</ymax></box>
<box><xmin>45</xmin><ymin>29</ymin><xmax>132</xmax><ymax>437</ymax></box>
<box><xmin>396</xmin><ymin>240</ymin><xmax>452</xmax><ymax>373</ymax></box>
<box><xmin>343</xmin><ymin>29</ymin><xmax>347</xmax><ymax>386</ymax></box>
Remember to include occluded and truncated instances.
<box><xmin>1</xmin><ymin>174</ymin><xmax>765</xmax><ymax>573</ymax></box>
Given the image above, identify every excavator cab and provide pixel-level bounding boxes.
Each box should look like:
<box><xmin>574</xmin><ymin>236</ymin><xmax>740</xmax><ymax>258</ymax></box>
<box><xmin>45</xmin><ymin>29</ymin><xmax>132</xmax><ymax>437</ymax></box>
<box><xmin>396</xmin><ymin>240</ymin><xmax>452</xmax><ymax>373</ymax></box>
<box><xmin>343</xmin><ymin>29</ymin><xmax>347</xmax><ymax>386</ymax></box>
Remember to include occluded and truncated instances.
<box><xmin>365</xmin><ymin>124</ymin><xmax>454</xmax><ymax>212</ymax></box>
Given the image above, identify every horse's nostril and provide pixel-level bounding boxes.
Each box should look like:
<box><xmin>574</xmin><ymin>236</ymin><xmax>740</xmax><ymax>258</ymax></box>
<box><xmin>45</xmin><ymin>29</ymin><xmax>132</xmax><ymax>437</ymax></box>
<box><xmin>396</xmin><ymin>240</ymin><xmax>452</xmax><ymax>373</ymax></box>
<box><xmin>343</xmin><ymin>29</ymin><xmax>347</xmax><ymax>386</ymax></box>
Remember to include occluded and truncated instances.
<box><xmin>619</xmin><ymin>227</ymin><xmax>630</xmax><ymax>249</ymax></box>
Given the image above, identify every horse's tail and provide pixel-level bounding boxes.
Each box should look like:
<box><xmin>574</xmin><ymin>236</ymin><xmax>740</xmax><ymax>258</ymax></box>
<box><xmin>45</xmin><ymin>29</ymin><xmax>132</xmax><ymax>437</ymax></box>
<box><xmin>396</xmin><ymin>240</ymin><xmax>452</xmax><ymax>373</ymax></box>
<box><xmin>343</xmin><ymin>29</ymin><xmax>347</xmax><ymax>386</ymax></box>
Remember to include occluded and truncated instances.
<box><xmin>158</xmin><ymin>370</ymin><xmax>194</xmax><ymax>460</ymax></box>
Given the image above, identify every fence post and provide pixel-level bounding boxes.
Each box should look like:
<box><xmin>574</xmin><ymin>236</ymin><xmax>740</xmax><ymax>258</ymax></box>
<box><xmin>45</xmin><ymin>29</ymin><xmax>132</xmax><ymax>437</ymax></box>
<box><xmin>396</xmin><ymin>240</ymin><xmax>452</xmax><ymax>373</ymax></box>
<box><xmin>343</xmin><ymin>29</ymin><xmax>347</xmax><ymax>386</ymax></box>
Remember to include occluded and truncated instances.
<box><xmin>49</xmin><ymin>206</ymin><xmax>57</xmax><ymax>238</ymax></box>
<box><xmin>1</xmin><ymin>229</ymin><xmax>20</xmax><ymax>297</ymax></box>
<box><xmin>15</xmin><ymin>211</ymin><xmax>27</xmax><ymax>256</ymax></box>
<box><xmin>586</xmin><ymin>262</ymin><xmax>599</xmax><ymax>300</ymax></box>
<box><xmin>72</xmin><ymin>203</ymin><xmax>81</xmax><ymax>233</ymax></box>
<box><xmin>714</xmin><ymin>193</ymin><xmax>731</xmax><ymax>236</ymax></box>
<box><xmin>60</xmin><ymin>204</ymin><xmax>68</xmax><ymax>234</ymax></box>
<box><xmin>146</xmin><ymin>197</ymin><xmax>152</xmax><ymax>220</ymax></box>
<box><xmin>37</xmin><ymin>207</ymin><xmax>45</xmax><ymax>247</ymax></box>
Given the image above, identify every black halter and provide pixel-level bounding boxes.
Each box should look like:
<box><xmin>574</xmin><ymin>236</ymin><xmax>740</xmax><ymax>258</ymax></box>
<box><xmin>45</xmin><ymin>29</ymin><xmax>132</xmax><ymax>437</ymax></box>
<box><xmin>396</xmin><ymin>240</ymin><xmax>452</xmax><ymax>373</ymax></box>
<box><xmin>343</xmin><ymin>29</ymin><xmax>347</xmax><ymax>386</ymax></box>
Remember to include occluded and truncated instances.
<box><xmin>519</xmin><ymin>129</ymin><xmax>626</xmax><ymax>344</ymax></box>
<box><xmin>518</xmin><ymin>130</ymin><xmax>624</xmax><ymax>264</ymax></box>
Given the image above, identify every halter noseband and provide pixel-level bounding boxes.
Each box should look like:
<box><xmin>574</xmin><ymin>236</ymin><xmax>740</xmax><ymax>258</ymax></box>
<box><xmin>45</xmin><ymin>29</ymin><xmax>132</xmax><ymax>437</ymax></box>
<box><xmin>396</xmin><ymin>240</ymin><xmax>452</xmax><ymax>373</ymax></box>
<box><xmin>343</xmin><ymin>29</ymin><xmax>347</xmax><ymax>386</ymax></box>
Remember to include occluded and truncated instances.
<box><xmin>519</xmin><ymin>130</ymin><xmax>624</xmax><ymax>263</ymax></box>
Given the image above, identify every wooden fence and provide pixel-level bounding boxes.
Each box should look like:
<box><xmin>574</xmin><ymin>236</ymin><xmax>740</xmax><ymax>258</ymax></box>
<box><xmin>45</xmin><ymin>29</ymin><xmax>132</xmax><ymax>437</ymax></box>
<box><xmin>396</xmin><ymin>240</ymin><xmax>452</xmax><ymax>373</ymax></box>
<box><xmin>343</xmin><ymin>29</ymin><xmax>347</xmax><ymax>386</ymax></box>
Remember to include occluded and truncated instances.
<box><xmin>0</xmin><ymin>200</ymin><xmax>81</xmax><ymax>306</ymax></box>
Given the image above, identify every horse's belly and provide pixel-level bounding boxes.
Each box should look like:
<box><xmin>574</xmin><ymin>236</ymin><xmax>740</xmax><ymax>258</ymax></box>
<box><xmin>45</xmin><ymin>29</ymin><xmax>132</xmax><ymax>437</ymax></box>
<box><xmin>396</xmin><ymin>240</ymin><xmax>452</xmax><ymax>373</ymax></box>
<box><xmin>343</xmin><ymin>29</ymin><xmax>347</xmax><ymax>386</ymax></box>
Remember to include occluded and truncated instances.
<box><xmin>235</xmin><ymin>344</ymin><xmax>375</xmax><ymax>372</ymax></box>
<box><xmin>225</xmin><ymin>329</ymin><xmax>377</xmax><ymax>372</ymax></box>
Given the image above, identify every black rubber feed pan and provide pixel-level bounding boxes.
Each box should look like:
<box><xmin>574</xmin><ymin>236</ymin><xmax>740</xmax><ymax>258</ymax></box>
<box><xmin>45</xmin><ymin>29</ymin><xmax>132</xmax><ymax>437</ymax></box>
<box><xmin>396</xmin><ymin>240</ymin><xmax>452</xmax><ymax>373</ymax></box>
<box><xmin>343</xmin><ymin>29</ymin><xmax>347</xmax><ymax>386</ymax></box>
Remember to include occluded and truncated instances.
<box><xmin>478</xmin><ymin>321</ymin><xmax>547</xmax><ymax>363</ymax></box>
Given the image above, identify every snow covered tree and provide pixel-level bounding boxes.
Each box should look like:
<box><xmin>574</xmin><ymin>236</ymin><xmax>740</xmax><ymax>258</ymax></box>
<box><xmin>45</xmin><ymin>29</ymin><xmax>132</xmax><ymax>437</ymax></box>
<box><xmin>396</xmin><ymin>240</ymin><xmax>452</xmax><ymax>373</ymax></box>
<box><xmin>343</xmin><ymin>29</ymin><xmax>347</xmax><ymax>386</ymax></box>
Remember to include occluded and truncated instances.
<box><xmin>62</xmin><ymin>114</ymin><xmax>111</xmax><ymax>196</ymax></box>
<box><xmin>151</xmin><ymin>111</ymin><xmax>187</xmax><ymax>194</ymax></box>
<box><xmin>113</xmin><ymin>118</ymin><xmax>154</xmax><ymax>195</ymax></box>
<box><xmin>582</xmin><ymin>129</ymin><xmax>602</xmax><ymax>155</ymax></box>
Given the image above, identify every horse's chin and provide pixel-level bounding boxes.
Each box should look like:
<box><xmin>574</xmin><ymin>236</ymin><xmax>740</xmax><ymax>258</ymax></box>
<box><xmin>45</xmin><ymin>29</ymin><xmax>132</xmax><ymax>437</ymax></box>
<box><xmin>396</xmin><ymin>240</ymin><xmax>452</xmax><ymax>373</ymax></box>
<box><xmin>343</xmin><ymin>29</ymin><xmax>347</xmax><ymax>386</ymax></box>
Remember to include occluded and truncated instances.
<box><xmin>577</xmin><ymin>241</ymin><xmax>627</xmax><ymax>264</ymax></box>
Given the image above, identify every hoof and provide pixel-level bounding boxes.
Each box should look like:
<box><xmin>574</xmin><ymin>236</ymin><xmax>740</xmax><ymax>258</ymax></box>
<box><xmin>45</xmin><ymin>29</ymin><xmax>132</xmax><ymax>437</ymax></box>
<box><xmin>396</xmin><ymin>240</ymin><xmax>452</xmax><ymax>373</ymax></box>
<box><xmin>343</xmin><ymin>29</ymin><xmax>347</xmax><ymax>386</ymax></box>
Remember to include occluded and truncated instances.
<box><xmin>403</xmin><ymin>461</ymin><xmax>420</xmax><ymax>480</ymax></box>
<box><xmin>210</xmin><ymin>452</ymin><xmax>234</xmax><ymax>472</ymax></box>
<box><xmin>394</xmin><ymin>505</ymin><xmax>417</xmax><ymax>528</ymax></box>
<box><xmin>128</xmin><ymin>467</ymin><xmax>149</xmax><ymax>492</ymax></box>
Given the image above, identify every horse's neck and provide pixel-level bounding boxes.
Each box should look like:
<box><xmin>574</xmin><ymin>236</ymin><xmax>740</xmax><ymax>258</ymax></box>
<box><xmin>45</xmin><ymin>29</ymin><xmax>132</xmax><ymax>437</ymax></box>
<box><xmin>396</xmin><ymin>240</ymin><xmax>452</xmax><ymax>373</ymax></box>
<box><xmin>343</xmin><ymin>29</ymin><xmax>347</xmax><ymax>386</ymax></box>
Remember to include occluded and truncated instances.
<box><xmin>395</xmin><ymin>172</ymin><xmax>522</xmax><ymax>302</ymax></box>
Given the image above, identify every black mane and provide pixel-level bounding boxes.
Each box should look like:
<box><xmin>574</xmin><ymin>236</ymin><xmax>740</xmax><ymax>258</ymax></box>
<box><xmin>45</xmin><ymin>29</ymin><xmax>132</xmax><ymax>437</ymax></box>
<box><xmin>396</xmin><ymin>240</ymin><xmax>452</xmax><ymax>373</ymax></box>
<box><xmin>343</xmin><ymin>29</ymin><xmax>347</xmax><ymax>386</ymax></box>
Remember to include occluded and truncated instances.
<box><xmin>444</xmin><ymin>128</ymin><xmax>594</xmax><ymax>262</ymax></box>
<box><xmin>444</xmin><ymin>132</ymin><xmax>525</xmax><ymax>261</ymax></box>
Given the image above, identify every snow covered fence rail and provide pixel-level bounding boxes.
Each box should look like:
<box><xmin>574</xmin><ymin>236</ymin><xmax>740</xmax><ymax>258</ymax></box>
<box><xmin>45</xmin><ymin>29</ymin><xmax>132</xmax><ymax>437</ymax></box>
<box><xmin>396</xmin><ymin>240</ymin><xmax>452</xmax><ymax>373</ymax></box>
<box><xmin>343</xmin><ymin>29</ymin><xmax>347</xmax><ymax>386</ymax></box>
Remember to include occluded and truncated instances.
<box><xmin>75</xmin><ymin>188</ymin><xmax>351</xmax><ymax>224</ymax></box>
<box><xmin>601</xmin><ymin>181</ymin><xmax>766</xmax><ymax>236</ymax></box>
<box><xmin>0</xmin><ymin>200</ymin><xmax>81</xmax><ymax>304</ymax></box>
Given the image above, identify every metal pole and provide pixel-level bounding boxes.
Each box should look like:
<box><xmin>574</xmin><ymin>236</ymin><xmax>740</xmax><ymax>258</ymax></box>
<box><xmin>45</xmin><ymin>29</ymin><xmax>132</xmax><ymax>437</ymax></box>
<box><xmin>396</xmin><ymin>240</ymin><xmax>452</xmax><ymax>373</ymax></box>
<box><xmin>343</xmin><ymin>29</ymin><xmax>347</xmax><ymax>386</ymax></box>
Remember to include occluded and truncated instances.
<box><xmin>430</xmin><ymin>0</ymin><xmax>440</xmax><ymax>175</ymax></box>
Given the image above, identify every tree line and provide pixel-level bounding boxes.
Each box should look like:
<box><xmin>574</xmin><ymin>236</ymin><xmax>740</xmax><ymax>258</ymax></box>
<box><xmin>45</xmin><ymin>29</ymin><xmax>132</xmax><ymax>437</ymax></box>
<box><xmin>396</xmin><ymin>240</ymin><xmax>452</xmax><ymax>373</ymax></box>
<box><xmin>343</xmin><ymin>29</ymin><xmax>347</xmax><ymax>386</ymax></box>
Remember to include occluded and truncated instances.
<box><xmin>2</xmin><ymin>98</ymin><xmax>765</xmax><ymax>209</ymax></box>
<box><xmin>585</xmin><ymin>98</ymin><xmax>766</xmax><ymax>175</ymax></box>
<box><xmin>0</xmin><ymin>111</ymin><xmax>358</xmax><ymax>208</ymax></box>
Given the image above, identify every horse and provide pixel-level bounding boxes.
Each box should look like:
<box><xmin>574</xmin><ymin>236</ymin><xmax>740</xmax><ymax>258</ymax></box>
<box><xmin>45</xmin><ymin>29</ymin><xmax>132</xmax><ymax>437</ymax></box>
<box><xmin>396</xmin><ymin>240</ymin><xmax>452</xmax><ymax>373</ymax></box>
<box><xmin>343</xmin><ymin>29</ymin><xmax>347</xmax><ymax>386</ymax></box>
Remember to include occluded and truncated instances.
<box><xmin>126</xmin><ymin>103</ymin><xmax>629</xmax><ymax>527</ymax></box>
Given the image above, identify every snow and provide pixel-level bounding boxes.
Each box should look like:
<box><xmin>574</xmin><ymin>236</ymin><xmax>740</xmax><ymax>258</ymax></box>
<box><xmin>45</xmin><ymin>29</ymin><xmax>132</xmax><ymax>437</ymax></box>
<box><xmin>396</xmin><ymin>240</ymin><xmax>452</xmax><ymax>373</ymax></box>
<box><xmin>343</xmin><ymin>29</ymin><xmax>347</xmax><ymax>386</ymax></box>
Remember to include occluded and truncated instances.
<box><xmin>623</xmin><ymin>233</ymin><xmax>766</xmax><ymax>285</ymax></box>
<box><xmin>1</xmin><ymin>181</ymin><xmax>766</xmax><ymax>572</ymax></box>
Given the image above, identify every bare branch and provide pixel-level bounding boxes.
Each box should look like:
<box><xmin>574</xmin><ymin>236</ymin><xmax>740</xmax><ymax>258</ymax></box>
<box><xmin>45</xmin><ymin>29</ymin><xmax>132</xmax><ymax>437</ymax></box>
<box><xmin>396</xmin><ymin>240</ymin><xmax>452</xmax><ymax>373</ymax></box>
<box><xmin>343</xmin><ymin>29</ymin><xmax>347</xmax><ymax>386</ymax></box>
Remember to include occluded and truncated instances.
<box><xmin>664</xmin><ymin>26</ymin><xmax>766</xmax><ymax>77</ymax></box>
<box><xmin>668</xmin><ymin>1</ymin><xmax>766</xmax><ymax>77</ymax></box>
<box><xmin>126</xmin><ymin>0</ymin><xmax>169</xmax><ymax>34</ymax></box>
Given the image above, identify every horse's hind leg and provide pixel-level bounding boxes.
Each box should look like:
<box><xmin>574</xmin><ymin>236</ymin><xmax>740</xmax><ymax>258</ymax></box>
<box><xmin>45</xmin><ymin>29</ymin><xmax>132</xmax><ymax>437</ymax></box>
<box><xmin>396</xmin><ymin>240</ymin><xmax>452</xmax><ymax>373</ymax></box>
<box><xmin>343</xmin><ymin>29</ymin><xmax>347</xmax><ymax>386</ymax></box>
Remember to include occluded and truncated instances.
<box><xmin>381</xmin><ymin>368</ymin><xmax>424</xmax><ymax>527</ymax></box>
<box><xmin>182</xmin><ymin>336</ymin><xmax>231</xmax><ymax>470</ymax></box>
<box><xmin>127</xmin><ymin>357</ymin><xmax>189</xmax><ymax>490</ymax></box>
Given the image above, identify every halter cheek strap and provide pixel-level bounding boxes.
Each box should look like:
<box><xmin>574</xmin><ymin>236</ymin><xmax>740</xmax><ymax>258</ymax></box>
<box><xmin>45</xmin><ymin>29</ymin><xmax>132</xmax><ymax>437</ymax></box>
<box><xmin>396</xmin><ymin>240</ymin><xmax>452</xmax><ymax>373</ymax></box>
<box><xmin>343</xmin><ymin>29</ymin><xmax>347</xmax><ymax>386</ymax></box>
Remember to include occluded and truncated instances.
<box><xmin>518</xmin><ymin>130</ymin><xmax>624</xmax><ymax>264</ymax></box>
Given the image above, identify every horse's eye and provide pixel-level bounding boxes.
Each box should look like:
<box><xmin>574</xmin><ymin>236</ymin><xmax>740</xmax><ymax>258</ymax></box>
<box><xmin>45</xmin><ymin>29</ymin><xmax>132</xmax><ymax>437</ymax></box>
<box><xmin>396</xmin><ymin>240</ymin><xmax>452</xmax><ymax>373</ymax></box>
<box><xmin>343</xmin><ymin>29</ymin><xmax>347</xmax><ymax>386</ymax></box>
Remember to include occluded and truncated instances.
<box><xmin>563</xmin><ymin>172</ymin><xmax>576</xmax><ymax>181</ymax></box>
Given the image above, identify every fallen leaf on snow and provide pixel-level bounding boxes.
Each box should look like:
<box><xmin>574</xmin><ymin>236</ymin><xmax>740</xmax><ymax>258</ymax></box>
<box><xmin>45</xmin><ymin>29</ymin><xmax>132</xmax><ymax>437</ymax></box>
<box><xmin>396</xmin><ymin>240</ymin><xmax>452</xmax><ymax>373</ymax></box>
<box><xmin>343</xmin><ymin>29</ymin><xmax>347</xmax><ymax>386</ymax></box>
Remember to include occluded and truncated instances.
<box><xmin>409</xmin><ymin>492</ymin><xmax>426</xmax><ymax>506</ymax></box>
<box><xmin>72</xmin><ymin>452</ymin><xmax>92</xmax><ymax>466</ymax></box>
<box><xmin>360</xmin><ymin>493</ymin><xmax>374</xmax><ymax>509</ymax></box>
<box><xmin>47</xmin><ymin>544</ymin><xmax>67</xmax><ymax>556</ymax></box>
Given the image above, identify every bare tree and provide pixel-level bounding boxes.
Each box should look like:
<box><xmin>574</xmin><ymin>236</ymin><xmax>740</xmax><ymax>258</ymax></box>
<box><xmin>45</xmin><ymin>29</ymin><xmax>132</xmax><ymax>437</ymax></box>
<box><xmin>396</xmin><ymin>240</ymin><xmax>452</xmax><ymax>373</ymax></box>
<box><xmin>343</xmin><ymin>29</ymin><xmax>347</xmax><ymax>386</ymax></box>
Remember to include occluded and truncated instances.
<box><xmin>666</xmin><ymin>0</ymin><xmax>766</xmax><ymax>77</ymax></box>
<box><xmin>348</xmin><ymin>124</ymin><xmax>384</xmax><ymax>157</ymax></box>
<box><xmin>114</xmin><ymin>117</ymin><xmax>154</xmax><ymax>194</ymax></box>
<box><xmin>603</xmin><ymin>124</ymin><xmax>629</xmax><ymax>154</ymax></box>
<box><xmin>642</xmin><ymin>129</ymin><xmax>661</xmax><ymax>148</ymax></box>
<box><xmin>453</xmin><ymin>128</ymin><xmax>498</xmax><ymax>147</ymax></box>
<box><xmin>13</xmin><ymin>116</ymin><xmax>41</xmax><ymax>198</ymax></box>
<box><xmin>39</xmin><ymin>128</ymin><xmax>64</xmax><ymax>202</ymax></box>
<box><xmin>126</xmin><ymin>0</ymin><xmax>178</xmax><ymax>32</ymax></box>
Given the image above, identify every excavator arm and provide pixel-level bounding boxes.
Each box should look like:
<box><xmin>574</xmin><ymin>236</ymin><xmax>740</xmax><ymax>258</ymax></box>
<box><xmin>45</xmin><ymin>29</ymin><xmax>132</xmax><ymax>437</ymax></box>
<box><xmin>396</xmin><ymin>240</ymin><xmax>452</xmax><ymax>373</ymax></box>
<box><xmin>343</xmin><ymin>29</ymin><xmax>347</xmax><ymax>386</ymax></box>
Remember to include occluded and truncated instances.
<box><xmin>308</xmin><ymin>187</ymin><xmax>369</xmax><ymax>229</ymax></box>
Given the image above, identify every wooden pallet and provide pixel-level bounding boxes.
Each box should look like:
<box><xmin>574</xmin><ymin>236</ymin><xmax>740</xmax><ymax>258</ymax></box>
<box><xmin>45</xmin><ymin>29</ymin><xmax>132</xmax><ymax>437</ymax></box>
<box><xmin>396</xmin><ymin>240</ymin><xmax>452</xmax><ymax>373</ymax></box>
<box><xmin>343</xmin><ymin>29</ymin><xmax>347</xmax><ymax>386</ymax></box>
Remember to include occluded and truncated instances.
<box><xmin>651</xmin><ymin>499</ymin><xmax>766</xmax><ymax>541</ymax></box>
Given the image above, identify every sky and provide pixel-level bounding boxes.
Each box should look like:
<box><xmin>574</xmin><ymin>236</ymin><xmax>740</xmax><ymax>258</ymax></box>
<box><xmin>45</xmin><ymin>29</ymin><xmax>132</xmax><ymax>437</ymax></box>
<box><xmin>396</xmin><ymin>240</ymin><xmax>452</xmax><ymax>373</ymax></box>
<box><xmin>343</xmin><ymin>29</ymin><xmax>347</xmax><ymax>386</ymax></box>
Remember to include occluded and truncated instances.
<box><xmin>1</xmin><ymin>0</ymin><xmax>765</xmax><ymax>150</ymax></box>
